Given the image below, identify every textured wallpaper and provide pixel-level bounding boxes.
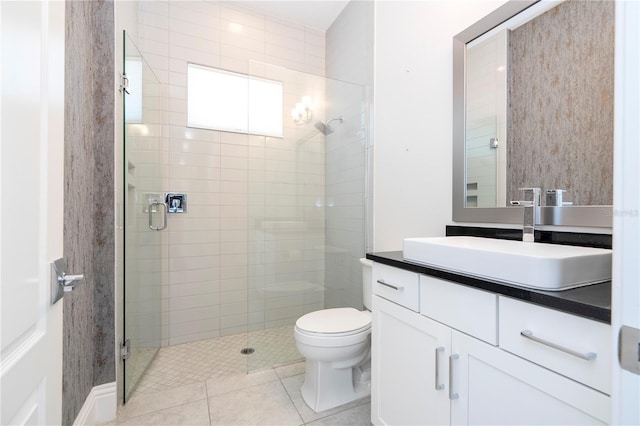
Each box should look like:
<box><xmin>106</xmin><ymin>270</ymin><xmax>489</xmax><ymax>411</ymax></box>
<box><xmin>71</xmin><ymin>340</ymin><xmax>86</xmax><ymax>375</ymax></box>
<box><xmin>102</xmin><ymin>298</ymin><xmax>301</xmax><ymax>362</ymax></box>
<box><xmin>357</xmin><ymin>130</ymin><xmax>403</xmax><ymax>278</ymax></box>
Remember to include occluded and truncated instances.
<box><xmin>507</xmin><ymin>0</ymin><xmax>614</xmax><ymax>205</ymax></box>
<box><xmin>63</xmin><ymin>1</ymin><xmax>115</xmax><ymax>424</ymax></box>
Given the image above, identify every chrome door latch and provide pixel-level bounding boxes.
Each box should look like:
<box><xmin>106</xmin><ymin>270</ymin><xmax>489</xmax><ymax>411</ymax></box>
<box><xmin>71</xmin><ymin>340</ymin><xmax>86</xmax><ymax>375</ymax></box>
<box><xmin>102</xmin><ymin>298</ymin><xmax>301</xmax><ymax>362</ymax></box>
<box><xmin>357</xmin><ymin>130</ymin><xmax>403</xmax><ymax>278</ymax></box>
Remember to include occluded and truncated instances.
<box><xmin>51</xmin><ymin>258</ymin><xmax>85</xmax><ymax>305</ymax></box>
<box><xmin>620</xmin><ymin>325</ymin><xmax>640</xmax><ymax>375</ymax></box>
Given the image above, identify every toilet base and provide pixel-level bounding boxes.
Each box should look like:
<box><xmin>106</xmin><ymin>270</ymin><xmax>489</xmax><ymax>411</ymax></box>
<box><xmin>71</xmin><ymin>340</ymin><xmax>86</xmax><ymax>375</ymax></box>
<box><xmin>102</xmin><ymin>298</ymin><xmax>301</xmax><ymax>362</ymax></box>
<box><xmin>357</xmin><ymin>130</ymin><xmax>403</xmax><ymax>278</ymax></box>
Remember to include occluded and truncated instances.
<box><xmin>300</xmin><ymin>360</ymin><xmax>371</xmax><ymax>413</ymax></box>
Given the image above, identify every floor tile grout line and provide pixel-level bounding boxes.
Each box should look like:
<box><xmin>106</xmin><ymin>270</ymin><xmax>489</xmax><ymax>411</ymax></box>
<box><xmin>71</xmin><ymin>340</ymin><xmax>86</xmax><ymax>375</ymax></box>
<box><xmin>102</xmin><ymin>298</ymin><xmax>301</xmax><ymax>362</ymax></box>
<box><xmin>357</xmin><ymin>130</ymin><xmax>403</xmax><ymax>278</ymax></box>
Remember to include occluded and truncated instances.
<box><xmin>204</xmin><ymin>379</ymin><xmax>213</xmax><ymax>426</ymax></box>
<box><xmin>120</xmin><ymin>382</ymin><xmax>211</xmax><ymax>422</ymax></box>
<box><xmin>117</xmin><ymin>397</ymin><xmax>206</xmax><ymax>425</ymax></box>
<box><xmin>277</xmin><ymin>370</ymin><xmax>308</xmax><ymax>426</ymax></box>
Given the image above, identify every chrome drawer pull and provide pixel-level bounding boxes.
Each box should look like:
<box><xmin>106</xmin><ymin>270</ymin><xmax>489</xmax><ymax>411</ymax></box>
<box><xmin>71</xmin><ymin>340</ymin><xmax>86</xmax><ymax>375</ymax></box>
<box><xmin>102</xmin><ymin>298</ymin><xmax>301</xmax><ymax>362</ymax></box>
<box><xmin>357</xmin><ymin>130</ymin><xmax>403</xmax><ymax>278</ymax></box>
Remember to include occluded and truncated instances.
<box><xmin>449</xmin><ymin>353</ymin><xmax>459</xmax><ymax>400</ymax></box>
<box><xmin>520</xmin><ymin>330</ymin><xmax>597</xmax><ymax>361</ymax></box>
<box><xmin>376</xmin><ymin>279</ymin><xmax>404</xmax><ymax>291</ymax></box>
<box><xmin>435</xmin><ymin>346</ymin><xmax>445</xmax><ymax>391</ymax></box>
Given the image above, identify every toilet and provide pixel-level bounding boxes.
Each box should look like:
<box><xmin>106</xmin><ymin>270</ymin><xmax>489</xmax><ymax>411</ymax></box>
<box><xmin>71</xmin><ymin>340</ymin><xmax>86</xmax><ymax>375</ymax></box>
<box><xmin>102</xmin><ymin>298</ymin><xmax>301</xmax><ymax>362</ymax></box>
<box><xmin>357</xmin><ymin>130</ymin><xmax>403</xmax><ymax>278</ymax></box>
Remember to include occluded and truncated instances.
<box><xmin>294</xmin><ymin>258</ymin><xmax>373</xmax><ymax>413</ymax></box>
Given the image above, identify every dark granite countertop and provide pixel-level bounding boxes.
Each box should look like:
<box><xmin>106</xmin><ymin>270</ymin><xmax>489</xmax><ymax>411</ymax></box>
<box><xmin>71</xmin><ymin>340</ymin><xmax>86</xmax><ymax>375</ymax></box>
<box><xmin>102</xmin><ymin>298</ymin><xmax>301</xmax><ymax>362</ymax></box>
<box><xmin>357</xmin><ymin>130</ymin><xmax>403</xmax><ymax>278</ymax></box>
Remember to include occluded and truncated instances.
<box><xmin>366</xmin><ymin>250</ymin><xmax>611</xmax><ymax>324</ymax></box>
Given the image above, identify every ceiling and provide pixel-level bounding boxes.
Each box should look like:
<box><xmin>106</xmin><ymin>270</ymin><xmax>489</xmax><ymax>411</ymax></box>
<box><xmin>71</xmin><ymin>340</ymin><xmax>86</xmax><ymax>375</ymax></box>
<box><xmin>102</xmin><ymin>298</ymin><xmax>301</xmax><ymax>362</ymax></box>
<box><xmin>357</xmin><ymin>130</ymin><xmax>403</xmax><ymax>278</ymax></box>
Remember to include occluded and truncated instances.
<box><xmin>234</xmin><ymin>1</ymin><xmax>350</xmax><ymax>31</ymax></box>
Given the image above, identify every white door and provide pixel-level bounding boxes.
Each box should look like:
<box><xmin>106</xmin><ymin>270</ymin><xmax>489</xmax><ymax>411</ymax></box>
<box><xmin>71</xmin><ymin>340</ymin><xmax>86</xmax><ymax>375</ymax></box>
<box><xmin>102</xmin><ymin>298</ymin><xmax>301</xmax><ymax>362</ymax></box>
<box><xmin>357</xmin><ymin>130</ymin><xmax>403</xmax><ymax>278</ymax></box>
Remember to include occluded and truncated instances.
<box><xmin>450</xmin><ymin>331</ymin><xmax>610</xmax><ymax>425</ymax></box>
<box><xmin>372</xmin><ymin>296</ymin><xmax>451</xmax><ymax>426</ymax></box>
<box><xmin>612</xmin><ymin>1</ymin><xmax>640</xmax><ymax>423</ymax></box>
<box><xmin>0</xmin><ymin>1</ymin><xmax>65</xmax><ymax>424</ymax></box>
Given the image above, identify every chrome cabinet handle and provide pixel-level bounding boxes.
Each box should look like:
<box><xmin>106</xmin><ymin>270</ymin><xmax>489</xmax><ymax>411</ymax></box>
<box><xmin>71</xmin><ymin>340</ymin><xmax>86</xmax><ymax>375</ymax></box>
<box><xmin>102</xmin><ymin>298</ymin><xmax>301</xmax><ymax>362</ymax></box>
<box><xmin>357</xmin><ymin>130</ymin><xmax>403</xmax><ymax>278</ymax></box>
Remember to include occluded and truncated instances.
<box><xmin>376</xmin><ymin>279</ymin><xmax>404</xmax><ymax>291</ymax></box>
<box><xmin>149</xmin><ymin>201</ymin><xmax>168</xmax><ymax>231</ymax></box>
<box><xmin>520</xmin><ymin>330</ymin><xmax>597</xmax><ymax>361</ymax></box>
<box><xmin>449</xmin><ymin>353</ymin><xmax>459</xmax><ymax>400</ymax></box>
<box><xmin>435</xmin><ymin>346</ymin><xmax>445</xmax><ymax>391</ymax></box>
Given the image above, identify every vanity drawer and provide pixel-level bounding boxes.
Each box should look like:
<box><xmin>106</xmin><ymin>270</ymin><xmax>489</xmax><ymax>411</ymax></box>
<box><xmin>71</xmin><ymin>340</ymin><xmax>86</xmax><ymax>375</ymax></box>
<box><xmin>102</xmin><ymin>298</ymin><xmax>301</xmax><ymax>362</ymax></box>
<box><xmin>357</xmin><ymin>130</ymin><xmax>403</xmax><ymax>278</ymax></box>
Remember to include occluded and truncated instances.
<box><xmin>420</xmin><ymin>275</ymin><xmax>498</xmax><ymax>345</ymax></box>
<box><xmin>499</xmin><ymin>296</ymin><xmax>611</xmax><ymax>394</ymax></box>
<box><xmin>372</xmin><ymin>263</ymin><xmax>419</xmax><ymax>312</ymax></box>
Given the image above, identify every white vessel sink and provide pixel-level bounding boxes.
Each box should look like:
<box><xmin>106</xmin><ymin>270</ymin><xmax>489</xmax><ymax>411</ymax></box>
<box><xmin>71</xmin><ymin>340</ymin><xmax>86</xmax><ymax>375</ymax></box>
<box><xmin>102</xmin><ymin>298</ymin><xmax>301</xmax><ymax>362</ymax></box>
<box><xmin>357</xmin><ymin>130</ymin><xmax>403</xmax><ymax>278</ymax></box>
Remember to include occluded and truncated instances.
<box><xmin>403</xmin><ymin>236</ymin><xmax>612</xmax><ymax>291</ymax></box>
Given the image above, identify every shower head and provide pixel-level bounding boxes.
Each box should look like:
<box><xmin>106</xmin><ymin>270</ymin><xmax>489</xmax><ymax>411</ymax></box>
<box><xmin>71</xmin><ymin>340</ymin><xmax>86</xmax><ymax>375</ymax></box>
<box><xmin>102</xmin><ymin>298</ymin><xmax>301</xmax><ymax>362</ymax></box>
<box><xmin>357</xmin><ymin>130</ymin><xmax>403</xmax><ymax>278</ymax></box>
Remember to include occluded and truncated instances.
<box><xmin>314</xmin><ymin>121</ymin><xmax>333</xmax><ymax>135</ymax></box>
<box><xmin>314</xmin><ymin>116</ymin><xmax>343</xmax><ymax>136</ymax></box>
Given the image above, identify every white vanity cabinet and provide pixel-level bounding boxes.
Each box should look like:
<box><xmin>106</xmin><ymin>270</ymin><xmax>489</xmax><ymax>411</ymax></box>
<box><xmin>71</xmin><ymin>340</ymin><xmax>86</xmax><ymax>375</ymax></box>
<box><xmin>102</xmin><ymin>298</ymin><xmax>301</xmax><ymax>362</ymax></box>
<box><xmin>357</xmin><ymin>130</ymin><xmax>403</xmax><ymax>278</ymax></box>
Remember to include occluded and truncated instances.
<box><xmin>371</xmin><ymin>263</ymin><xmax>450</xmax><ymax>425</ymax></box>
<box><xmin>371</xmin><ymin>262</ymin><xmax>611</xmax><ymax>426</ymax></box>
<box><xmin>450</xmin><ymin>330</ymin><xmax>610</xmax><ymax>425</ymax></box>
<box><xmin>372</xmin><ymin>295</ymin><xmax>451</xmax><ymax>426</ymax></box>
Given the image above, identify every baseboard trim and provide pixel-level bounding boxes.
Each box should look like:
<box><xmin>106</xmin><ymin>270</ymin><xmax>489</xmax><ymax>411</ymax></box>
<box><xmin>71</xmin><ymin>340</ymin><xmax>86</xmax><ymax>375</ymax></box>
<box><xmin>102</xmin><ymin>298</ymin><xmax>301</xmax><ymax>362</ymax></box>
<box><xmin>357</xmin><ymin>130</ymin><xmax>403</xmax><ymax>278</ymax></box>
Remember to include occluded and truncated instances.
<box><xmin>73</xmin><ymin>382</ymin><xmax>117</xmax><ymax>425</ymax></box>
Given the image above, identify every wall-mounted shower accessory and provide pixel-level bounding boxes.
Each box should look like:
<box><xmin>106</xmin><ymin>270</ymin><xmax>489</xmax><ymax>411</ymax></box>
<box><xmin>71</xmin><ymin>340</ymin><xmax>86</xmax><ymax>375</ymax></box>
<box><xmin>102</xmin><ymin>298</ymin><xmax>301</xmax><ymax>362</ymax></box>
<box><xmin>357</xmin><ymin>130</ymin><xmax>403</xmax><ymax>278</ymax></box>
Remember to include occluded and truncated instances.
<box><xmin>166</xmin><ymin>193</ymin><xmax>187</xmax><ymax>213</ymax></box>
<box><xmin>314</xmin><ymin>116</ymin><xmax>343</xmax><ymax>135</ymax></box>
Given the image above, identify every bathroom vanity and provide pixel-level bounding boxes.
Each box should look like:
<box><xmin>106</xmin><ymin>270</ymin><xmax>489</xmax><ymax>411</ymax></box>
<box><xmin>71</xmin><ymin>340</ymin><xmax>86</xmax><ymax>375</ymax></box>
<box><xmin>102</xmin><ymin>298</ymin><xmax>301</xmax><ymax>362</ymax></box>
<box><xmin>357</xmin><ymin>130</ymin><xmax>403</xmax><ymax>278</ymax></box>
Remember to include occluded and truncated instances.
<box><xmin>369</xmin><ymin>1</ymin><xmax>617</xmax><ymax>422</ymax></box>
<box><xmin>368</xmin><ymin>233</ymin><xmax>612</xmax><ymax>425</ymax></box>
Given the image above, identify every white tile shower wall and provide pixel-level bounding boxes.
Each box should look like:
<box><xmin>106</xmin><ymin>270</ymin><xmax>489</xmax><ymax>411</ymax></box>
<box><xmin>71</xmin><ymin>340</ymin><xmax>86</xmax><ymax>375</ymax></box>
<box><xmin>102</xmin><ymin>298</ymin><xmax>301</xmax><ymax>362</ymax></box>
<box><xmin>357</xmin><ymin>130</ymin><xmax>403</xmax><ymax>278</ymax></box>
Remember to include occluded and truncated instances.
<box><xmin>137</xmin><ymin>1</ymin><xmax>326</xmax><ymax>345</ymax></box>
<box><xmin>324</xmin><ymin>1</ymin><xmax>374</xmax><ymax>309</ymax></box>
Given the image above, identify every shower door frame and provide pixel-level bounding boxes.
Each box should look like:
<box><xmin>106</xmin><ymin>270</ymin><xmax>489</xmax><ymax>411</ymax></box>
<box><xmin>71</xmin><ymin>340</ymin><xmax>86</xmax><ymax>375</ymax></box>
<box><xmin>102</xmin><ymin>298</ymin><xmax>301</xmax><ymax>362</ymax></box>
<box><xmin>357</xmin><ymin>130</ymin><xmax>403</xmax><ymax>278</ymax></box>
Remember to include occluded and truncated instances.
<box><xmin>121</xmin><ymin>30</ymin><xmax>165</xmax><ymax>403</ymax></box>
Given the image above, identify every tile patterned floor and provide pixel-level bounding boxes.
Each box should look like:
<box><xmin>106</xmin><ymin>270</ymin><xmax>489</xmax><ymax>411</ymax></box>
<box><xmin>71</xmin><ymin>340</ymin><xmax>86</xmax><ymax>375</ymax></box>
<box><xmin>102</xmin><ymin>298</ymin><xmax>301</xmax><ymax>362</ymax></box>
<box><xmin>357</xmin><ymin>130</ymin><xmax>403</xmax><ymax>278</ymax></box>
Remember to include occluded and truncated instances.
<box><xmin>132</xmin><ymin>325</ymin><xmax>301</xmax><ymax>395</ymax></box>
<box><xmin>114</xmin><ymin>327</ymin><xmax>371</xmax><ymax>425</ymax></box>
<box><xmin>124</xmin><ymin>346</ymin><xmax>158</xmax><ymax>397</ymax></box>
<box><xmin>246</xmin><ymin>325</ymin><xmax>303</xmax><ymax>373</ymax></box>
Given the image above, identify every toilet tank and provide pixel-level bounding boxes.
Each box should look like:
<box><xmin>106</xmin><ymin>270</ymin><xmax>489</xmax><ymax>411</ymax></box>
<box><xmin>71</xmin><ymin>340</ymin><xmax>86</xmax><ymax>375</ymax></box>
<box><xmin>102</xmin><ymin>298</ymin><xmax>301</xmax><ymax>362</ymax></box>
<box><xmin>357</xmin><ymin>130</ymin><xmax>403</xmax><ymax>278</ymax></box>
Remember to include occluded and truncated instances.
<box><xmin>360</xmin><ymin>258</ymin><xmax>373</xmax><ymax>310</ymax></box>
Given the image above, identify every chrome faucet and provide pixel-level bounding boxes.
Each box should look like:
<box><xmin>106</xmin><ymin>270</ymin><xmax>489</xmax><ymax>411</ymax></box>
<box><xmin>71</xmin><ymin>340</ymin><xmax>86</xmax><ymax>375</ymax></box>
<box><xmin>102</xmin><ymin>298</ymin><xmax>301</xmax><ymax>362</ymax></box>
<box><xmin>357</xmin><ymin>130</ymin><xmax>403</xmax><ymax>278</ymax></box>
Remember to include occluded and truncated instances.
<box><xmin>520</xmin><ymin>188</ymin><xmax>541</xmax><ymax>243</ymax></box>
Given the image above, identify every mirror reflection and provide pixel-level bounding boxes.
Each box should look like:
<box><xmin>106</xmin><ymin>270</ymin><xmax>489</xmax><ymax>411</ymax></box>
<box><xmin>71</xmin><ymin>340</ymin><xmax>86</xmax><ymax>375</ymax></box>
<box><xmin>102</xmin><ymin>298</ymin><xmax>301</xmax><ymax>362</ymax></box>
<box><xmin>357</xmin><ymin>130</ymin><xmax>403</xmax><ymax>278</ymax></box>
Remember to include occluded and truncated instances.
<box><xmin>464</xmin><ymin>0</ymin><xmax>614</xmax><ymax>208</ymax></box>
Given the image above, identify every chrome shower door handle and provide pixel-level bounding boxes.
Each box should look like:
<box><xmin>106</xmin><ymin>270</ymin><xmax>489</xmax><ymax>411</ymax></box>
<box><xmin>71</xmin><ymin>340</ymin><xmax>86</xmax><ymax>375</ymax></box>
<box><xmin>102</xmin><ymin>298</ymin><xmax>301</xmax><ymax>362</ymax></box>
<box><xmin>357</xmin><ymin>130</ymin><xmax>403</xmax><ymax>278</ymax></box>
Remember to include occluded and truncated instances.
<box><xmin>148</xmin><ymin>201</ymin><xmax>168</xmax><ymax>231</ymax></box>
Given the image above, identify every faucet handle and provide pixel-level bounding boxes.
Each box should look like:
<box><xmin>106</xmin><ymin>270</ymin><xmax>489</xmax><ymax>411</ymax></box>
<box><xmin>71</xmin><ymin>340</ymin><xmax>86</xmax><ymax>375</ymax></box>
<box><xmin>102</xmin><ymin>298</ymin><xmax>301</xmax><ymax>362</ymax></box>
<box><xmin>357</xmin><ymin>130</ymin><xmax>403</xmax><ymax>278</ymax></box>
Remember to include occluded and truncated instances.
<box><xmin>545</xmin><ymin>189</ymin><xmax>567</xmax><ymax>206</ymax></box>
<box><xmin>519</xmin><ymin>188</ymin><xmax>541</xmax><ymax>206</ymax></box>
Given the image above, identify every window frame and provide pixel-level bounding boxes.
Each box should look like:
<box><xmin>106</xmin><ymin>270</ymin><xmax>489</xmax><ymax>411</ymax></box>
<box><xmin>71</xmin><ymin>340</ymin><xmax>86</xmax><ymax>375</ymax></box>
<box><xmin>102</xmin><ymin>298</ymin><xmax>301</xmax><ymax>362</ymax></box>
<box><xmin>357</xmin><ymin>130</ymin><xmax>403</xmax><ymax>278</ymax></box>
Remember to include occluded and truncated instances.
<box><xmin>186</xmin><ymin>63</ymin><xmax>284</xmax><ymax>138</ymax></box>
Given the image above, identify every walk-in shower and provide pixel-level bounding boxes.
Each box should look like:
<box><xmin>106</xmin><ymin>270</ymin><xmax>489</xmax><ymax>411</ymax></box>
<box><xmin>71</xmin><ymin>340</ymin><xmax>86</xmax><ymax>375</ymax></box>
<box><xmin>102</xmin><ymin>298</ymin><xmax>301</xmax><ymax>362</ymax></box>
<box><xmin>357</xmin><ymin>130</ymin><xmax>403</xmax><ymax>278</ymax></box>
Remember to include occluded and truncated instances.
<box><xmin>121</xmin><ymin>34</ymin><xmax>368</xmax><ymax>401</ymax></box>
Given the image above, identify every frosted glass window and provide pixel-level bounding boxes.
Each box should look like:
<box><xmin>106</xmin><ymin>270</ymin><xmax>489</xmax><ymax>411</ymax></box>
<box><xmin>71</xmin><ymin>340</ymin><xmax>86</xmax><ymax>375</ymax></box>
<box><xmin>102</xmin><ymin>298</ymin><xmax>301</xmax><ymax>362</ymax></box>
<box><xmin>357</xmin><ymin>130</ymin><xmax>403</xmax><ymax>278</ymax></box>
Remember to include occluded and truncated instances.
<box><xmin>187</xmin><ymin>64</ymin><xmax>283</xmax><ymax>137</ymax></box>
<box><xmin>124</xmin><ymin>58</ymin><xmax>142</xmax><ymax>123</ymax></box>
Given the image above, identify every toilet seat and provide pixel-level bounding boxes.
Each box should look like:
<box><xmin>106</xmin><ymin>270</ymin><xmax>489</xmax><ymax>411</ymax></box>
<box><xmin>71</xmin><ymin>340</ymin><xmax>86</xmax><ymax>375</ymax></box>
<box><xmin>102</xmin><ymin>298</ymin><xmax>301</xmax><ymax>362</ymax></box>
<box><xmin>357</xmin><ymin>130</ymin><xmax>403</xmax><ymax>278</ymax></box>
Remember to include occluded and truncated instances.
<box><xmin>295</xmin><ymin>308</ymin><xmax>372</xmax><ymax>337</ymax></box>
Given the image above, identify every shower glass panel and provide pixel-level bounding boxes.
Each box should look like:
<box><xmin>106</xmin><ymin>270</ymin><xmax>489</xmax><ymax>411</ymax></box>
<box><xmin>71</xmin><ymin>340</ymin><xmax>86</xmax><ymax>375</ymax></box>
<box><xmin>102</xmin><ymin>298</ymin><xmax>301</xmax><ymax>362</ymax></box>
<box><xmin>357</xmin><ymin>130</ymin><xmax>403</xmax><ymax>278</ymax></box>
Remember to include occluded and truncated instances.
<box><xmin>465</xmin><ymin>29</ymin><xmax>507</xmax><ymax>207</ymax></box>
<box><xmin>122</xmin><ymin>32</ymin><xmax>164</xmax><ymax>401</ymax></box>
<box><xmin>246</xmin><ymin>62</ymin><xmax>367</xmax><ymax>372</ymax></box>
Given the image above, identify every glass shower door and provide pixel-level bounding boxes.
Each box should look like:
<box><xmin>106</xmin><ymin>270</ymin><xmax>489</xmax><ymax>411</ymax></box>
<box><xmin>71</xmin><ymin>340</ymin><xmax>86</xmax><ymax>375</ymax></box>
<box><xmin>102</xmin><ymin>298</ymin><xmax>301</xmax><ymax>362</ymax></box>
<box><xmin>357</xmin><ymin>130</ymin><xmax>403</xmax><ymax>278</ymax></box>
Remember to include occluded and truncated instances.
<box><xmin>122</xmin><ymin>32</ymin><xmax>164</xmax><ymax>401</ymax></box>
<box><xmin>246</xmin><ymin>62</ymin><xmax>367</xmax><ymax>372</ymax></box>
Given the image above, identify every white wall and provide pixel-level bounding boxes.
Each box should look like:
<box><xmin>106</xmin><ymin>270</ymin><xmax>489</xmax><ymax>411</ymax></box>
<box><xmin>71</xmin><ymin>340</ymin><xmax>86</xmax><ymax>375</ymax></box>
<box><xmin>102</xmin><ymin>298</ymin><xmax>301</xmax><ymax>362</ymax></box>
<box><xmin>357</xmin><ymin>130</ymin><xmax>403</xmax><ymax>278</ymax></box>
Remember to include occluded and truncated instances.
<box><xmin>373</xmin><ymin>0</ymin><xmax>508</xmax><ymax>251</ymax></box>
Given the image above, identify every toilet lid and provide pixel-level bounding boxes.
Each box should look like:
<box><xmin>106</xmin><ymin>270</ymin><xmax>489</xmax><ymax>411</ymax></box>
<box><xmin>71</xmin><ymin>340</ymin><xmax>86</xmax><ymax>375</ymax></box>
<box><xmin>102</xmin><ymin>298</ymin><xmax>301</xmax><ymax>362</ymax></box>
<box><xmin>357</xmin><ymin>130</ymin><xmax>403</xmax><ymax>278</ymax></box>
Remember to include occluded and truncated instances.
<box><xmin>296</xmin><ymin>308</ymin><xmax>371</xmax><ymax>334</ymax></box>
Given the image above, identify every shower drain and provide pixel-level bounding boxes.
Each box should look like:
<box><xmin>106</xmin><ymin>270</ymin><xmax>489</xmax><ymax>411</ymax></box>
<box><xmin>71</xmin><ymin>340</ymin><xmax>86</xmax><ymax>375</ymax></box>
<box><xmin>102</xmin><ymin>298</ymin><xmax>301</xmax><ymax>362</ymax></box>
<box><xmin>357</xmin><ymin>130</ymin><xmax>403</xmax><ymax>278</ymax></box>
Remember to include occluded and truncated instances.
<box><xmin>240</xmin><ymin>348</ymin><xmax>255</xmax><ymax>355</ymax></box>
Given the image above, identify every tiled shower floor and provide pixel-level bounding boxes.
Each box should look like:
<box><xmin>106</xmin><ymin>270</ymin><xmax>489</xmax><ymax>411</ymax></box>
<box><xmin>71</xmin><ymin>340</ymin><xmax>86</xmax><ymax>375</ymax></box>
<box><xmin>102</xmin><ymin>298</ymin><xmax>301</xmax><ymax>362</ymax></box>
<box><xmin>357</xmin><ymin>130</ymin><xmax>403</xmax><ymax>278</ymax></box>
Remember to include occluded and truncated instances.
<box><xmin>114</xmin><ymin>325</ymin><xmax>372</xmax><ymax>425</ymax></box>
<box><xmin>132</xmin><ymin>325</ymin><xmax>302</xmax><ymax>395</ymax></box>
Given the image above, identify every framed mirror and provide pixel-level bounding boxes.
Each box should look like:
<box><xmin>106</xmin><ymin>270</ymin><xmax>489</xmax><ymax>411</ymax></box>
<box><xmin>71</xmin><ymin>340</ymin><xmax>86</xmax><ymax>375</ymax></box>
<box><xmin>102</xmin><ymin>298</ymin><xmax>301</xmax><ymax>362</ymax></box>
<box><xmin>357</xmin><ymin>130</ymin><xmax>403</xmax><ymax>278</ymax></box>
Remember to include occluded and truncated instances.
<box><xmin>452</xmin><ymin>0</ymin><xmax>613</xmax><ymax>227</ymax></box>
